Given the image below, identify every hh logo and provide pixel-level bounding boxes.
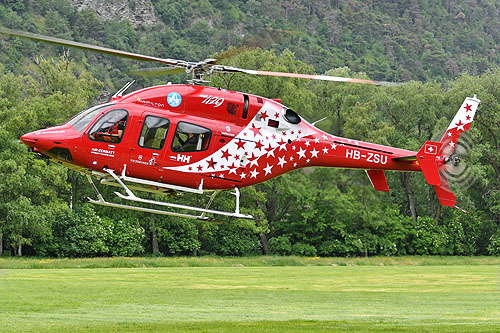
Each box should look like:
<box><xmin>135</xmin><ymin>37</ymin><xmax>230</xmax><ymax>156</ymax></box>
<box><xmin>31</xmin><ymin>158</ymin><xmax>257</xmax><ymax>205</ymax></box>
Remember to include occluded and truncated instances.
<box><xmin>425</xmin><ymin>144</ymin><xmax>438</xmax><ymax>155</ymax></box>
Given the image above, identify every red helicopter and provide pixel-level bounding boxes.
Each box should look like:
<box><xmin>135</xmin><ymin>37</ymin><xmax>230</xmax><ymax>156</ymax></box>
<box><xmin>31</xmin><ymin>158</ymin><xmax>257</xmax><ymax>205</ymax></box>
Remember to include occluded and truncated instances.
<box><xmin>1</xmin><ymin>27</ymin><xmax>480</xmax><ymax>220</ymax></box>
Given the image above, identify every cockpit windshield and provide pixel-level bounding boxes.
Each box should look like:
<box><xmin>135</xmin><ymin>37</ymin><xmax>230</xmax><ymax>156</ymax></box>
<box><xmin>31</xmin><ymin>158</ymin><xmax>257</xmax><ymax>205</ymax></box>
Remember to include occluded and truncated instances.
<box><xmin>66</xmin><ymin>103</ymin><xmax>114</xmax><ymax>133</ymax></box>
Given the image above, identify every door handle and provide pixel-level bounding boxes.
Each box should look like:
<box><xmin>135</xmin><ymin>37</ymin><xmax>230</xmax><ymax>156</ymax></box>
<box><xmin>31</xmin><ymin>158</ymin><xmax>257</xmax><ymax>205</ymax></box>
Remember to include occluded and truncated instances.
<box><xmin>153</xmin><ymin>153</ymin><xmax>160</xmax><ymax>156</ymax></box>
<box><xmin>108</xmin><ymin>144</ymin><xmax>116</xmax><ymax>149</ymax></box>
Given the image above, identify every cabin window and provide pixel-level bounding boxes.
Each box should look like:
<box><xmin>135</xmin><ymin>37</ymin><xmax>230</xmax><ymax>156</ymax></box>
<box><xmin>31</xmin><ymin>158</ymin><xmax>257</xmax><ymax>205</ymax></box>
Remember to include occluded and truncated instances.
<box><xmin>88</xmin><ymin>109</ymin><xmax>128</xmax><ymax>143</ymax></box>
<box><xmin>67</xmin><ymin>103</ymin><xmax>113</xmax><ymax>133</ymax></box>
<box><xmin>171</xmin><ymin>121</ymin><xmax>211</xmax><ymax>152</ymax></box>
<box><xmin>227</xmin><ymin>102</ymin><xmax>238</xmax><ymax>116</ymax></box>
<box><xmin>138</xmin><ymin>116</ymin><xmax>170</xmax><ymax>150</ymax></box>
<box><xmin>284</xmin><ymin>108</ymin><xmax>301</xmax><ymax>124</ymax></box>
<box><xmin>268</xmin><ymin>119</ymin><xmax>279</xmax><ymax>128</ymax></box>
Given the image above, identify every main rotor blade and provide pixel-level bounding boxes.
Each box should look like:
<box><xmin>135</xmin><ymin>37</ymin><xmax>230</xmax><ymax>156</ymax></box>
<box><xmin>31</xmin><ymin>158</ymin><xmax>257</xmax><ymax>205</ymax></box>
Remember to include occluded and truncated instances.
<box><xmin>0</xmin><ymin>27</ymin><xmax>182</xmax><ymax>66</ymax></box>
<box><xmin>222</xmin><ymin>67</ymin><xmax>400</xmax><ymax>86</ymax></box>
<box><xmin>126</xmin><ymin>66</ymin><xmax>186</xmax><ymax>77</ymax></box>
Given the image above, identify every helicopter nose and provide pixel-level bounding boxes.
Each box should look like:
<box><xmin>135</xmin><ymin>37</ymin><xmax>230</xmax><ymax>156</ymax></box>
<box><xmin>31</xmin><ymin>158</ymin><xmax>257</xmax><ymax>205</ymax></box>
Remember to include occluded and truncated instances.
<box><xmin>21</xmin><ymin>127</ymin><xmax>74</xmax><ymax>163</ymax></box>
<box><xmin>20</xmin><ymin>132</ymin><xmax>40</xmax><ymax>151</ymax></box>
<box><xmin>20</xmin><ymin>129</ymin><xmax>62</xmax><ymax>152</ymax></box>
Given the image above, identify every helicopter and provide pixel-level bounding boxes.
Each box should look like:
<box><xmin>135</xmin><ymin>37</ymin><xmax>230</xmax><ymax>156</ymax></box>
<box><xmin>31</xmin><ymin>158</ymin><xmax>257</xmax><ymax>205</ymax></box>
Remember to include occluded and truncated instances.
<box><xmin>0</xmin><ymin>27</ymin><xmax>480</xmax><ymax>220</ymax></box>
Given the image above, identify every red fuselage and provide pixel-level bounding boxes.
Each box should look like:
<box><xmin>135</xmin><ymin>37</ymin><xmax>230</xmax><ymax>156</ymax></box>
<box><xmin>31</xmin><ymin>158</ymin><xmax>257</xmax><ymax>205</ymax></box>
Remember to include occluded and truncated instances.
<box><xmin>20</xmin><ymin>84</ymin><xmax>421</xmax><ymax>190</ymax></box>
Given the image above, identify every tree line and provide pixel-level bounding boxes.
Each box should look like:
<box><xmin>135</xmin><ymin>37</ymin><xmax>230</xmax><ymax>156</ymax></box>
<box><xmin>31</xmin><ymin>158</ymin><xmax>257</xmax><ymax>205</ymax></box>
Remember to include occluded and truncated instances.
<box><xmin>0</xmin><ymin>51</ymin><xmax>499</xmax><ymax>257</ymax></box>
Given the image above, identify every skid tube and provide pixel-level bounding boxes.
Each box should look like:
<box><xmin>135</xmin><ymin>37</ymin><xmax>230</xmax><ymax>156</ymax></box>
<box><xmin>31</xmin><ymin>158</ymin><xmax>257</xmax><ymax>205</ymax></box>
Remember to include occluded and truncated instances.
<box><xmin>86</xmin><ymin>169</ymin><xmax>253</xmax><ymax>220</ymax></box>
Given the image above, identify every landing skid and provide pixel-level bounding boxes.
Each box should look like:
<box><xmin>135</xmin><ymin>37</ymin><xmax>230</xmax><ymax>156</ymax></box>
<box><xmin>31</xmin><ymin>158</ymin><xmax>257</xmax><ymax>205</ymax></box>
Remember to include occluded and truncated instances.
<box><xmin>86</xmin><ymin>168</ymin><xmax>253</xmax><ymax>220</ymax></box>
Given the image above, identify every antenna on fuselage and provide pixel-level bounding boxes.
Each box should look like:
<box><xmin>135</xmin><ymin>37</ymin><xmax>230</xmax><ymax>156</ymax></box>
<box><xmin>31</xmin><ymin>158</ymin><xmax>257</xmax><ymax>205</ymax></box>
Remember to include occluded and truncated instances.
<box><xmin>311</xmin><ymin>117</ymin><xmax>327</xmax><ymax>127</ymax></box>
<box><xmin>111</xmin><ymin>80</ymin><xmax>135</xmax><ymax>101</ymax></box>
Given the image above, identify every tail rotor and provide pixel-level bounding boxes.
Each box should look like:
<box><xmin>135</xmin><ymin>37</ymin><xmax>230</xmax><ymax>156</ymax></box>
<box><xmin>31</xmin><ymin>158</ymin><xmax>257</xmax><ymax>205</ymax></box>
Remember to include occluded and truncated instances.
<box><xmin>417</xmin><ymin>95</ymin><xmax>480</xmax><ymax>209</ymax></box>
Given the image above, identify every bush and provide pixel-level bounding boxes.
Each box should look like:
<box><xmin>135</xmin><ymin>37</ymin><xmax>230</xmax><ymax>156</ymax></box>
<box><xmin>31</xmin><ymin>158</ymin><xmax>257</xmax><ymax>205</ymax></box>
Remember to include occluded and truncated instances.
<box><xmin>157</xmin><ymin>220</ymin><xmax>200</xmax><ymax>256</ymax></box>
<box><xmin>268</xmin><ymin>235</ymin><xmax>292</xmax><ymax>255</ymax></box>
<box><xmin>317</xmin><ymin>240</ymin><xmax>348</xmax><ymax>257</ymax></box>
<box><xmin>108</xmin><ymin>218</ymin><xmax>145</xmax><ymax>256</ymax></box>
<box><xmin>409</xmin><ymin>217</ymin><xmax>448</xmax><ymax>255</ymax></box>
<box><xmin>60</xmin><ymin>206</ymin><xmax>112</xmax><ymax>257</ymax></box>
<box><xmin>487</xmin><ymin>231</ymin><xmax>500</xmax><ymax>256</ymax></box>
<box><xmin>291</xmin><ymin>242</ymin><xmax>317</xmax><ymax>257</ymax></box>
<box><xmin>214</xmin><ymin>224</ymin><xmax>261</xmax><ymax>256</ymax></box>
<box><xmin>377</xmin><ymin>238</ymin><xmax>398</xmax><ymax>256</ymax></box>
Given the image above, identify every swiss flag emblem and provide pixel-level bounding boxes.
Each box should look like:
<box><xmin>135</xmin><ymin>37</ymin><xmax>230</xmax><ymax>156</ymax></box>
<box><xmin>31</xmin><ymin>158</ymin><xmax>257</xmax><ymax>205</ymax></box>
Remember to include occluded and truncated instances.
<box><xmin>424</xmin><ymin>144</ymin><xmax>438</xmax><ymax>155</ymax></box>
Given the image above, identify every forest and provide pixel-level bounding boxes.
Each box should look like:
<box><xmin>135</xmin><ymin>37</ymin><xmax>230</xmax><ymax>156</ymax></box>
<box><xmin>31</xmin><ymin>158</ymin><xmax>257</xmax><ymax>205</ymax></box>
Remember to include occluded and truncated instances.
<box><xmin>0</xmin><ymin>0</ymin><xmax>499</xmax><ymax>257</ymax></box>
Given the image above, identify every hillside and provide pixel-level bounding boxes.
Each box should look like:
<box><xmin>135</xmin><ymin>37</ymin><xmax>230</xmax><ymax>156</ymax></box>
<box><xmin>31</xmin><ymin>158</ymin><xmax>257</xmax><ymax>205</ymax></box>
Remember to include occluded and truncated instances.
<box><xmin>2</xmin><ymin>0</ymin><xmax>500</xmax><ymax>86</ymax></box>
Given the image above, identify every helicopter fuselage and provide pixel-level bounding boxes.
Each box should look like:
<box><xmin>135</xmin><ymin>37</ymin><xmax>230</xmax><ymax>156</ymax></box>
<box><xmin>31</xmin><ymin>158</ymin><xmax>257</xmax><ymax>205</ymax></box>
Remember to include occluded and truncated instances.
<box><xmin>20</xmin><ymin>84</ymin><xmax>421</xmax><ymax>191</ymax></box>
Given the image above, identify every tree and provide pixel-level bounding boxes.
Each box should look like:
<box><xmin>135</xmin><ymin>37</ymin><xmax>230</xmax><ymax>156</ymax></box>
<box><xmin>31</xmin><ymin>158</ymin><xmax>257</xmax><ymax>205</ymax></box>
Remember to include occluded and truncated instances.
<box><xmin>0</xmin><ymin>56</ymin><xmax>101</xmax><ymax>256</ymax></box>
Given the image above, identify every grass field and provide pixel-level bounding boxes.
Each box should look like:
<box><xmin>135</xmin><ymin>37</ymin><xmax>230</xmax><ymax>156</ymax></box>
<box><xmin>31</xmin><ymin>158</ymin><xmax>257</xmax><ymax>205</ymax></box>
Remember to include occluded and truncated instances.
<box><xmin>0</xmin><ymin>257</ymin><xmax>499</xmax><ymax>332</ymax></box>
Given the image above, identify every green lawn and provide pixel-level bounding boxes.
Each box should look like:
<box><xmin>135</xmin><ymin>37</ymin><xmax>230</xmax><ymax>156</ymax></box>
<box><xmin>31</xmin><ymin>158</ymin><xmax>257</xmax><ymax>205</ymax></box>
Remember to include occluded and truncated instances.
<box><xmin>0</xmin><ymin>258</ymin><xmax>499</xmax><ymax>332</ymax></box>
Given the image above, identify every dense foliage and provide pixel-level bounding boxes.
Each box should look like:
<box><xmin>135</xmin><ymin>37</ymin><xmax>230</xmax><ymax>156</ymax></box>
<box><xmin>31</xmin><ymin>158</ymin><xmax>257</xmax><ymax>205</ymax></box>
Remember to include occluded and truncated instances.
<box><xmin>0</xmin><ymin>0</ymin><xmax>499</xmax><ymax>257</ymax></box>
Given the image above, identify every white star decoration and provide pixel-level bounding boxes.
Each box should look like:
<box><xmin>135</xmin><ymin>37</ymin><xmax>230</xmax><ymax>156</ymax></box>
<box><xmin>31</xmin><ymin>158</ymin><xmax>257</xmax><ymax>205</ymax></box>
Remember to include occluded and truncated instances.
<box><xmin>249</xmin><ymin>157</ymin><xmax>259</xmax><ymax>168</ymax></box>
<box><xmin>297</xmin><ymin>147</ymin><xmax>307</xmax><ymax>159</ymax></box>
<box><xmin>264</xmin><ymin>163</ymin><xmax>273</xmax><ymax>175</ymax></box>
<box><xmin>277</xmin><ymin>156</ymin><xmax>287</xmax><ymax>168</ymax></box>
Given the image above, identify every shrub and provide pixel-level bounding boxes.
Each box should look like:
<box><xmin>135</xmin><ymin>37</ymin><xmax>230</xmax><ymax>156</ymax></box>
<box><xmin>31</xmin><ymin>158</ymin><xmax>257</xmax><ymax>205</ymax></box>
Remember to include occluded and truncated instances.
<box><xmin>157</xmin><ymin>220</ymin><xmax>200</xmax><ymax>256</ymax></box>
<box><xmin>487</xmin><ymin>231</ymin><xmax>500</xmax><ymax>256</ymax></box>
<box><xmin>108</xmin><ymin>218</ymin><xmax>145</xmax><ymax>256</ymax></box>
<box><xmin>317</xmin><ymin>240</ymin><xmax>348</xmax><ymax>257</ymax></box>
<box><xmin>214</xmin><ymin>225</ymin><xmax>261</xmax><ymax>256</ymax></box>
<box><xmin>268</xmin><ymin>235</ymin><xmax>292</xmax><ymax>255</ymax></box>
<box><xmin>410</xmin><ymin>217</ymin><xmax>448</xmax><ymax>255</ymax></box>
<box><xmin>377</xmin><ymin>238</ymin><xmax>398</xmax><ymax>256</ymax></box>
<box><xmin>291</xmin><ymin>242</ymin><xmax>317</xmax><ymax>257</ymax></box>
<box><xmin>60</xmin><ymin>206</ymin><xmax>112</xmax><ymax>257</ymax></box>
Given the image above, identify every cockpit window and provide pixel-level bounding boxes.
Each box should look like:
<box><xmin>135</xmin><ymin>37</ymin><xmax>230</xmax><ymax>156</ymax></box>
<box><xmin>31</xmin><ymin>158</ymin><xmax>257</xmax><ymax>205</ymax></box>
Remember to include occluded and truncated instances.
<box><xmin>171</xmin><ymin>122</ymin><xmax>211</xmax><ymax>152</ymax></box>
<box><xmin>67</xmin><ymin>103</ymin><xmax>113</xmax><ymax>133</ymax></box>
<box><xmin>88</xmin><ymin>109</ymin><xmax>128</xmax><ymax>143</ymax></box>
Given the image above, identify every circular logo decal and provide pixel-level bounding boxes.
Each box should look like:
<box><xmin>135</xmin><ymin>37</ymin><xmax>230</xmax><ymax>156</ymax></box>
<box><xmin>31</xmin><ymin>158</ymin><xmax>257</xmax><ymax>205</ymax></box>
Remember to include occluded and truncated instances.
<box><xmin>167</xmin><ymin>92</ymin><xmax>182</xmax><ymax>107</ymax></box>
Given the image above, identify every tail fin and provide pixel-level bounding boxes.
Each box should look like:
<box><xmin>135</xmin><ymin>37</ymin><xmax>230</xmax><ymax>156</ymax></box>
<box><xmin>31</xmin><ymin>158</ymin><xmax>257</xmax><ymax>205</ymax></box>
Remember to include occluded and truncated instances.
<box><xmin>418</xmin><ymin>95</ymin><xmax>481</xmax><ymax>207</ymax></box>
<box><xmin>439</xmin><ymin>95</ymin><xmax>481</xmax><ymax>153</ymax></box>
<box><xmin>417</xmin><ymin>141</ymin><xmax>443</xmax><ymax>186</ymax></box>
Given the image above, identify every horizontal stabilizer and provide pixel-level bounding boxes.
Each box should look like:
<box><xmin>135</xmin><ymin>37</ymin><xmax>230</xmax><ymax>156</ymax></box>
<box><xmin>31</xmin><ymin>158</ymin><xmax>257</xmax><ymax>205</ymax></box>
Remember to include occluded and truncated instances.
<box><xmin>366</xmin><ymin>170</ymin><xmax>389</xmax><ymax>192</ymax></box>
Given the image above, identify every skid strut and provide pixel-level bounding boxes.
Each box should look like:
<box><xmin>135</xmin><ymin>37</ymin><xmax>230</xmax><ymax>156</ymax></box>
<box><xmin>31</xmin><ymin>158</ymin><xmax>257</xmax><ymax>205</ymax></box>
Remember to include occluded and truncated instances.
<box><xmin>86</xmin><ymin>169</ymin><xmax>253</xmax><ymax>220</ymax></box>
